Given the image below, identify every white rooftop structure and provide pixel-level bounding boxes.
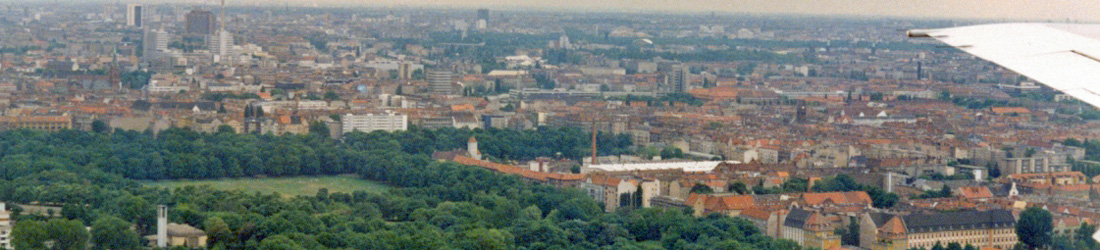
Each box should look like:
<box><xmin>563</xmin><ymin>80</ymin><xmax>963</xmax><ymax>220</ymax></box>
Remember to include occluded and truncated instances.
<box><xmin>585</xmin><ymin>160</ymin><xmax>739</xmax><ymax>173</ymax></box>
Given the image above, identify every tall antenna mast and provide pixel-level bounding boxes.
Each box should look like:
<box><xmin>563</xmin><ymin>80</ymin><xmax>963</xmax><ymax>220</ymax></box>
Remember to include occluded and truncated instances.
<box><xmin>221</xmin><ymin>0</ymin><xmax>227</xmax><ymax>30</ymax></box>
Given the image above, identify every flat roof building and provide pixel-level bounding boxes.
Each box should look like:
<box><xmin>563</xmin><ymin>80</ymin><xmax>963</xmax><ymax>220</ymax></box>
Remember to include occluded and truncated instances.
<box><xmin>342</xmin><ymin>112</ymin><xmax>408</xmax><ymax>135</ymax></box>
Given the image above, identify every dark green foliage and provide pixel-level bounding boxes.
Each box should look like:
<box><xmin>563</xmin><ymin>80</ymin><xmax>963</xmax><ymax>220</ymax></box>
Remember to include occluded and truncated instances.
<box><xmin>689</xmin><ymin>183</ymin><xmax>714</xmax><ymax>194</ymax></box>
<box><xmin>1016</xmin><ymin>207</ymin><xmax>1053</xmax><ymax>249</ymax></box>
<box><xmin>202</xmin><ymin>92</ymin><xmax>261</xmax><ymax>102</ymax></box>
<box><xmin>728</xmin><ymin>182</ymin><xmax>748</xmax><ymax>194</ymax></box>
<box><xmin>839</xmin><ymin>219</ymin><xmax>859</xmax><ymax>246</ymax></box>
<box><xmin>309</xmin><ymin>121</ymin><xmax>330</xmax><ymax>137</ymax></box>
<box><xmin>932</xmin><ymin>241</ymin><xmax>945</xmax><ymax>250</ymax></box>
<box><xmin>91</xmin><ymin>120</ymin><xmax>109</xmax><ymax>133</ymax></box>
<box><xmin>120</xmin><ymin>70</ymin><xmax>153</xmax><ymax>89</ymax></box>
<box><xmin>949</xmin><ymin>96</ymin><xmax>1022</xmax><ymax>110</ymax></box>
<box><xmin>812</xmin><ymin>174</ymin><xmax>898</xmax><ymax>208</ymax></box>
<box><xmin>46</xmin><ymin>218</ymin><xmax>90</xmax><ymax>250</ymax></box>
<box><xmin>614</xmin><ymin>93</ymin><xmax>705</xmax><ymax>107</ymax></box>
<box><xmin>533</xmin><ymin>73</ymin><xmax>555</xmax><ymax>89</ymax></box>
<box><xmin>660</xmin><ymin>146</ymin><xmax>684</xmax><ymax>159</ymax></box>
<box><xmin>91</xmin><ymin>215</ymin><xmax>142</xmax><ymax>250</ymax></box>
<box><xmin>11</xmin><ymin>220</ymin><xmax>49</xmax><ymax>250</ymax></box>
<box><xmin>752</xmin><ymin>178</ymin><xmax>809</xmax><ymax>194</ymax></box>
<box><xmin>0</xmin><ymin>127</ymin><xmax>796</xmax><ymax>249</ymax></box>
<box><xmin>914</xmin><ymin>185</ymin><xmax>955</xmax><ymax>199</ymax></box>
<box><xmin>1076</xmin><ymin>222</ymin><xmax>1097</xmax><ymax>249</ymax></box>
<box><xmin>918</xmin><ymin>172</ymin><xmax>973</xmax><ymax>181</ymax></box>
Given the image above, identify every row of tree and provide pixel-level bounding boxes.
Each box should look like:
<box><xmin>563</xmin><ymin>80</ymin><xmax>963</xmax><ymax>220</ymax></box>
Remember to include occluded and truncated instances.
<box><xmin>0</xmin><ymin>126</ymin><xmax>633</xmax><ymax>182</ymax></box>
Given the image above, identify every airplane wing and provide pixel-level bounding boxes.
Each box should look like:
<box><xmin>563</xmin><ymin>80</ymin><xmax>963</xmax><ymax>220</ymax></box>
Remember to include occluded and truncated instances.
<box><xmin>908</xmin><ymin>23</ymin><xmax>1100</xmax><ymax>108</ymax></box>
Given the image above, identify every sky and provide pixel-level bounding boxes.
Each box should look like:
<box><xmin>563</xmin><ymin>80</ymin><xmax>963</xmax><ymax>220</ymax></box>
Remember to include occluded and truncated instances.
<box><xmin>16</xmin><ymin>0</ymin><xmax>1100</xmax><ymax>22</ymax></box>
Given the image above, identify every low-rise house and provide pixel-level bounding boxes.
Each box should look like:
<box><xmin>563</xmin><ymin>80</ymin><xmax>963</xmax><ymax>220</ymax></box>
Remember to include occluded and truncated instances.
<box><xmin>739</xmin><ymin>208</ymin><xmax>787</xmax><ymax>238</ymax></box>
<box><xmin>957</xmin><ymin>186</ymin><xmax>994</xmax><ymax>201</ymax></box>
<box><xmin>580</xmin><ymin>175</ymin><xmax>638</xmax><ymax>212</ymax></box>
<box><xmin>685</xmin><ymin>193</ymin><xmax>755</xmax><ymax>217</ymax></box>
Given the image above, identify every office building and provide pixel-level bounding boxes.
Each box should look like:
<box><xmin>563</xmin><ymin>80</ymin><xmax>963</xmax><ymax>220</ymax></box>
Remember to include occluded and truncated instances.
<box><xmin>185</xmin><ymin>9</ymin><xmax>216</xmax><ymax>35</ymax></box>
<box><xmin>428</xmin><ymin>69</ymin><xmax>454</xmax><ymax>95</ymax></box>
<box><xmin>127</xmin><ymin>4</ymin><xmax>142</xmax><ymax>27</ymax></box>
<box><xmin>143</xmin><ymin>29</ymin><xmax>169</xmax><ymax>59</ymax></box>
<box><xmin>342</xmin><ymin>113</ymin><xmax>408</xmax><ymax>134</ymax></box>
<box><xmin>669</xmin><ymin>65</ymin><xmax>688</xmax><ymax>92</ymax></box>
<box><xmin>208</xmin><ymin>29</ymin><xmax>234</xmax><ymax>62</ymax></box>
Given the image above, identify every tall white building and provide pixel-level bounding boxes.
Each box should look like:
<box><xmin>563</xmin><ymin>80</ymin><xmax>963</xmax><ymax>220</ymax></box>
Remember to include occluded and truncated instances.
<box><xmin>156</xmin><ymin>205</ymin><xmax>168</xmax><ymax>248</ymax></box>
<box><xmin>342</xmin><ymin>113</ymin><xmax>408</xmax><ymax>134</ymax></box>
<box><xmin>126</xmin><ymin>4</ymin><xmax>143</xmax><ymax>27</ymax></box>
<box><xmin>669</xmin><ymin>65</ymin><xmax>688</xmax><ymax>92</ymax></box>
<box><xmin>0</xmin><ymin>203</ymin><xmax>11</xmax><ymax>250</ymax></box>
<box><xmin>208</xmin><ymin>29</ymin><xmax>234</xmax><ymax>63</ymax></box>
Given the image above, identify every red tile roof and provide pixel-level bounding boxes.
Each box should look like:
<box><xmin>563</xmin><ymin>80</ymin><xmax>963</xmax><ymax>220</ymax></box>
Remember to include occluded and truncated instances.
<box><xmin>801</xmin><ymin>191</ymin><xmax>872</xmax><ymax>206</ymax></box>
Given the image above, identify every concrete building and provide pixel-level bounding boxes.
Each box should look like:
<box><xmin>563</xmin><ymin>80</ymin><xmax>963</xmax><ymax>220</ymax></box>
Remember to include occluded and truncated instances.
<box><xmin>1001</xmin><ymin>157</ymin><xmax>1066</xmax><ymax>174</ymax></box>
<box><xmin>861</xmin><ymin>210</ymin><xmax>1017</xmax><ymax>250</ymax></box>
<box><xmin>428</xmin><ymin>69</ymin><xmax>455</xmax><ymax>95</ymax></box>
<box><xmin>162</xmin><ymin>223</ymin><xmax>207</xmax><ymax>248</ymax></box>
<box><xmin>0</xmin><ymin>203</ymin><xmax>10</xmax><ymax>250</ymax></box>
<box><xmin>126</xmin><ymin>4</ymin><xmax>142</xmax><ymax>27</ymax></box>
<box><xmin>147</xmin><ymin>205</ymin><xmax>206</xmax><ymax>248</ymax></box>
<box><xmin>0</xmin><ymin>116</ymin><xmax>72</xmax><ymax>131</ymax></box>
<box><xmin>341</xmin><ymin>112</ymin><xmax>408</xmax><ymax>134</ymax></box>
<box><xmin>579</xmin><ymin>175</ymin><xmax>638</xmax><ymax>212</ymax></box>
<box><xmin>668</xmin><ymin>65</ymin><xmax>688</xmax><ymax>92</ymax></box>
<box><xmin>185</xmin><ymin>9</ymin><xmax>216</xmax><ymax>35</ymax></box>
<box><xmin>143</xmin><ymin>29</ymin><xmax>169</xmax><ymax>59</ymax></box>
<box><xmin>157</xmin><ymin>205</ymin><xmax>167</xmax><ymax>248</ymax></box>
<box><xmin>208</xmin><ymin>29</ymin><xmax>234</xmax><ymax>63</ymax></box>
<box><xmin>781</xmin><ymin>208</ymin><xmax>841</xmax><ymax>249</ymax></box>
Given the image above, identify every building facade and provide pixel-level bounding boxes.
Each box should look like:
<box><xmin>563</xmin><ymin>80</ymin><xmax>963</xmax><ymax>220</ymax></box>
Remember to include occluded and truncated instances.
<box><xmin>0</xmin><ymin>116</ymin><xmax>72</xmax><ymax>131</ymax></box>
<box><xmin>0</xmin><ymin>203</ymin><xmax>9</xmax><ymax>250</ymax></box>
<box><xmin>781</xmin><ymin>208</ymin><xmax>841</xmax><ymax>249</ymax></box>
<box><xmin>208</xmin><ymin>29</ymin><xmax>234</xmax><ymax>62</ymax></box>
<box><xmin>143</xmin><ymin>29</ymin><xmax>169</xmax><ymax>60</ymax></box>
<box><xmin>185</xmin><ymin>10</ymin><xmax>216</xmax><ymax>35</ymax></box>
<box><xmin>428</xmin><ymin>69</ymin><xmax>454</xmax><ymax>95</ymax></box>
<box><xmin>341</xmin><ymin>113</ymin><xmax>408</xmax><ymax>134</ymax></box>
<box><xmin>126</xmin><ymin>4</ymin><xmax>142</xmax><ymax>27</ymax></box>
<box><xmin>862</xmin><ymin>210</ymin><xmax>1017</xmax><ymax>250</ymax></box>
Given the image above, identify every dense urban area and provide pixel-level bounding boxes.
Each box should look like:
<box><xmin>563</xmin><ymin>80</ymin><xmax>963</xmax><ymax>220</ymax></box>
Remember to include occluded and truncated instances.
<box><xmin>0</xmin><ymin>2</ymin><xmax>1099</xmax><ymax>250</ymax></box>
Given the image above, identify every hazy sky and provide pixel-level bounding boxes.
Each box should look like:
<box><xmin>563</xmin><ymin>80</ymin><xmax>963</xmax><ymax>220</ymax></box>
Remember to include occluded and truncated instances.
<box><xmin>25</xmin><ymin>0</ymin><xmax>1100</xmax><ymax>22</ymax></box>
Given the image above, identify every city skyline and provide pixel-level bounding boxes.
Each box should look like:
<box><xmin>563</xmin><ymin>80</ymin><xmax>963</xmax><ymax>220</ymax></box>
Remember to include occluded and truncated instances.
<box><xmin>10</xmin><ymin>0</ymin><xmax>1100</xmax><ymax>22</ymax></box>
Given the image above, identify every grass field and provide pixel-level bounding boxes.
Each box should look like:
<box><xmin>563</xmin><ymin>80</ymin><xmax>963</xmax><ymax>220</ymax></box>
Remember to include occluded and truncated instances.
<box><xmin>141</xmin><ymin>174</ymin><xmax>389</xmax><ymax>198</ymax></box>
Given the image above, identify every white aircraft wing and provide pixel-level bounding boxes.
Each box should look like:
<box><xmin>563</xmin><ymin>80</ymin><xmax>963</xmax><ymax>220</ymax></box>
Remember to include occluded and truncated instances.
<box><xmin>908</xmin><ymin>23</ymin><xmax>1100</xmax><ymax>108</ymax></box>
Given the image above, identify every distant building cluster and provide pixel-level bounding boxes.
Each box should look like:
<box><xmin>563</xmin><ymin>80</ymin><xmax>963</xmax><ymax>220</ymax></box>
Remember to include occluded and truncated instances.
<box><xmin>2</xmin><ymin>4</ymin><xmax>1100</xmax><ymax>249</ymax></box>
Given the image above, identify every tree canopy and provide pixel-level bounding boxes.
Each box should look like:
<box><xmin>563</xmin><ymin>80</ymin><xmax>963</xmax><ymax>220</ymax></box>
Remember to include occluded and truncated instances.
<box><xmin>0</xmin><ymin>127</ymin><xmax>797</xmax><ymax>249</ymax></box>
<box><xmin>1016</xmin><ymin>207</ymin><xmax>1053</xmax><ymax>249</ymax></box>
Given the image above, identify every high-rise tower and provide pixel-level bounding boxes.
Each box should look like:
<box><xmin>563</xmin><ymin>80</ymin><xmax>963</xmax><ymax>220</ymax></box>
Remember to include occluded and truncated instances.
<box><xmin>126</xmin><ymin>4</ymin><xmax>142</xmax><ymax>27</ymax></box>
<box><xmin>185</xmin><ymin>9</ymin><xmax>216</xmax><ymax>35</ymax></box>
